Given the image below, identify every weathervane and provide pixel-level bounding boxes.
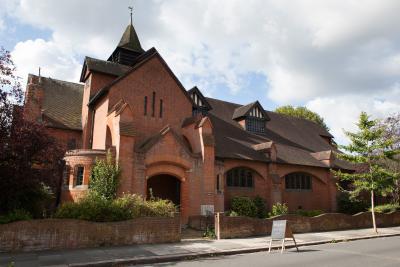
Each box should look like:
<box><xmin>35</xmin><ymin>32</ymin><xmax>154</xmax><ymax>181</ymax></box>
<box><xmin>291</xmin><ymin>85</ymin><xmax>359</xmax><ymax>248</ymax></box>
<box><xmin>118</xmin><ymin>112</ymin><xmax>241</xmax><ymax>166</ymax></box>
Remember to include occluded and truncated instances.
<box><xmin>128</xmin><ymin>6</ymin><xmax>133</xmax><ymax>24</ymax></box>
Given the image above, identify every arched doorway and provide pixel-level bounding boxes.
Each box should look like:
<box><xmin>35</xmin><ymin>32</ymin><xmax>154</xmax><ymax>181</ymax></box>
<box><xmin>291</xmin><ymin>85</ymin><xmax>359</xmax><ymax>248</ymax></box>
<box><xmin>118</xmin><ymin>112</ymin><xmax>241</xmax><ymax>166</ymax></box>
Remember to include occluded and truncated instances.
<box><xmin>147</xmin><ymin>174</ymin><xmax>181</xmax><ymax>206</ymax></box>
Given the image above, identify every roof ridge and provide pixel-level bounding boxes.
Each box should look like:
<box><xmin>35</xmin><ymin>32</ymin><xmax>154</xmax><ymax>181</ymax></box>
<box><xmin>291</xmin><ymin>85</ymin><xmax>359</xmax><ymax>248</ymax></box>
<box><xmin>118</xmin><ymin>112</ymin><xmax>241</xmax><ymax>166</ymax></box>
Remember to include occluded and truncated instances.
<box><xmin>28</xmin><ymin>74</ymin><xmax>83</xmax><ymax>88</ymax></box>
<box><xmin>205</xmin><ymin>97</ymin><xmax>242</xmax><ymax>108</ymax></box>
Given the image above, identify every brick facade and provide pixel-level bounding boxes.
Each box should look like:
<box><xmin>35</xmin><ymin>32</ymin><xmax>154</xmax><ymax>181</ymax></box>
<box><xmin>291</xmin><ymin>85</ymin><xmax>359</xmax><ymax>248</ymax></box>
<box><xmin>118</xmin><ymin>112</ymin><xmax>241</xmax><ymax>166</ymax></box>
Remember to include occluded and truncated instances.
<box><xmin>22</xmin><ymin>22</ymin><xmax>352</xmax><ymax>224</ymax></box>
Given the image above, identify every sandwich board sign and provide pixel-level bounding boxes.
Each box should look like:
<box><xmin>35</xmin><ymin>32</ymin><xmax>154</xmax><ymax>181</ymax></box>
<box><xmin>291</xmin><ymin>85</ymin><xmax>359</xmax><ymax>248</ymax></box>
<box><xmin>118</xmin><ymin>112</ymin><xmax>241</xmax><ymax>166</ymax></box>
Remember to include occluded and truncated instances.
<box><xmin>268</xmin><ymin>220</ymin><xmax>299</xmax><ymax>253</ymax></box>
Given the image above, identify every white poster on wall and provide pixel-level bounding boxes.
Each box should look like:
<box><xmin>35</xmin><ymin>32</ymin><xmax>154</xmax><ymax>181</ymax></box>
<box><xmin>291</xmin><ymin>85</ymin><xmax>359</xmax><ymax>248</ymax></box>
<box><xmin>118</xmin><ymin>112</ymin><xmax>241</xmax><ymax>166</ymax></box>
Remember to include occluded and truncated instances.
<box><xmin>201</xmin><ymin>205</ymin><xmax>214</xmax><ymax>216</ymax></box>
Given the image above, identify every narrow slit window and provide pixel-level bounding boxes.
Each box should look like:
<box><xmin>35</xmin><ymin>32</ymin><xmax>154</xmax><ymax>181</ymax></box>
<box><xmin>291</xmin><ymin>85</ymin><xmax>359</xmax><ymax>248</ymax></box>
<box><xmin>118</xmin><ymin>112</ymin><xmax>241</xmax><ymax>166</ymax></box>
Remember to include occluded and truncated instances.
<box><xmin>159</xmin><ymin>99</ymin><xmax>163</xmax><ymax>118</ymax></box>
<box><xmin>152</xmin><ymin>92</ymin><xmax>155</xmax><ymax>117</ymax></box>
<box><xmin>144</xmin><ymin>96</ymin><xmax>147</xmax><ymax>115</ymax></box>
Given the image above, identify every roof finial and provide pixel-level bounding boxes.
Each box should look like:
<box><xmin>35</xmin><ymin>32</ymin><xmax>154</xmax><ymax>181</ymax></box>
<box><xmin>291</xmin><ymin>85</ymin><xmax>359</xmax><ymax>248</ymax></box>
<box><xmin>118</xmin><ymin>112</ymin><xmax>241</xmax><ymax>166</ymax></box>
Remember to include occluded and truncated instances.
<box><xmin>128</xmin><ymin>6</ymin><xmax>133</xmax><ymax>25</ymax></box>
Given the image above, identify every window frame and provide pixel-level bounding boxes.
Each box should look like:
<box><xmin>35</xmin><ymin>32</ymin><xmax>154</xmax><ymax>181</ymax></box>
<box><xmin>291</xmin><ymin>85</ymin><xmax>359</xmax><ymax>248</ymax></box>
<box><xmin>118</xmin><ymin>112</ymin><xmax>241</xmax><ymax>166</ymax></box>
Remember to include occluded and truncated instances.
<box><xmin>75</xmin><ymin>166</ymin><xmax>85</xmax><ymax>187</ymax></box>
<box><xmin>284</xmin><ymin>172</ymin><xmax>312</xmax><ymax>191</ymax></box>
<box><xmin>226</xmin><ymin>168</ymin><xmax>254</xmax><ymax>189</ymax></box>
<box><xmin>245</xmin><ymin>117</ymin><xmax>266</xmax><ymax>133</ymax></box>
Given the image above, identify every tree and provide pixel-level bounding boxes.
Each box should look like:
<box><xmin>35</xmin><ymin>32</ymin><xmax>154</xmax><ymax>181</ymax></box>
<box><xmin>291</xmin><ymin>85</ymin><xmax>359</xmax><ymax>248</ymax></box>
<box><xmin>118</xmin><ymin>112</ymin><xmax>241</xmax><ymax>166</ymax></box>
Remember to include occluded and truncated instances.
<box><xmin>0</xmin><ymin>48</ymin><xmax>63</xmax><ymax>216</ymax></box>
<box><xmin>379</xmin><ymin>113</ymin><xmax>400</xmax><ymax>203</ymax></box>
<box><xmin>333</xmin><ymin>112</ymin><xmax>399</xmax><ymax>233</ymax></box>
<box><xmin>89</xmin><ymin>152</ymin><xmax>120</xmax><ymax>200</ymax></box>
<box><xmin>275</xmin><ymin>105</ymin><xmax>329</xmax><ymax>131</ymax></box>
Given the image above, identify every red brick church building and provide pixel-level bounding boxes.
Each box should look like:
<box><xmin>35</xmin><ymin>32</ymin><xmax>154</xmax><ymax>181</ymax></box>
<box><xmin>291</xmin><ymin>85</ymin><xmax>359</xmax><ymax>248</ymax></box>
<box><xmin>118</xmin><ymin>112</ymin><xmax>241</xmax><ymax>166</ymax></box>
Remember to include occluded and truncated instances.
<box><xmin>23</xmin><ymin>20</ymin><xmax>353</xmax><ymax>223</ymax></box>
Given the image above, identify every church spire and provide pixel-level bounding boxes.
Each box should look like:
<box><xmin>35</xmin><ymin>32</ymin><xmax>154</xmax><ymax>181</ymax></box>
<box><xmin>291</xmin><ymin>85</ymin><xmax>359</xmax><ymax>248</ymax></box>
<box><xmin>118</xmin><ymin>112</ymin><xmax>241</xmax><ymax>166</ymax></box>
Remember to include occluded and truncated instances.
<box><xmin>117</xmin><ymin>6</ymin><xmax>144</xmax><ymax>53</ymax></box>
<box><xmin>108</xmin><ymin>6</ymin><xmax>145</xmax><ymax>65</ymax></box>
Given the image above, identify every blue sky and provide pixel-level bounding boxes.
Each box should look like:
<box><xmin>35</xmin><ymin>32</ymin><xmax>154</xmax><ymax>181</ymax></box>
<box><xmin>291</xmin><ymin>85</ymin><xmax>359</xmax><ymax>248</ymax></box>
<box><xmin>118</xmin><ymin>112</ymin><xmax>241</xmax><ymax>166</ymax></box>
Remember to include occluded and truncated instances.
<box><xmin>1</xmin><ymin>0</ymin><xmax>399</xmax><ymax>145</ymax></box>
<box><xmin>1</xmin><ymin>18</ymin><xmax>51</xmax><ymax>50</ymax></box>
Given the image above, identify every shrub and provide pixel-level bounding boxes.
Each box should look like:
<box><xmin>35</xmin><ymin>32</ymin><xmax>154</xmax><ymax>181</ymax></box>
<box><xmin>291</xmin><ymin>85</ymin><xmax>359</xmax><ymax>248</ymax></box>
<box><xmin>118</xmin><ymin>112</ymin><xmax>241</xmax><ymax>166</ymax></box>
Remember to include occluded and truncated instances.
<box><xmin>253</xmin><ymin>195</ymin><xmax>268</xmax><ymax>218</ymax></box>
<box><xmin>231</xmin><ymin>196</ymin><xmax>257</xmax><ymax>217</ymax></box>
<box><xmin>372</xmin><ymin>203</ymin><xmax>400</xmax><ymax>213</ymax></box>
<box><xmin>55</xmin><ymin>194</ymin><xmax>176</xmax><ymax>222</ymax></box>
<box><xmin>89</xmin><ymin>152</ymin><xmax>120</xmax><ymax>200</ymax></box>
<box><xmin>228</xmin><ymin>210</ymin><xmax>239</xmax><ymax>217</ymax></box>
<box><xmin>295</xmin><ymin>210</ymin><xmax>323</xmax><ymax>217</ymax></box>
<box><xmin>203</xmin><ymin>226</ymin><xmax>216</xmax><ymax>239</ymax></box>
<box><xmin>269</xmin><ymin>203</ymin><xmax>288</xmax><ymax>217</ymax></box>
<box><xmin>0</xmin><ymin>209</ymin><xmax>32</xmax><ymax>224</ymax></box>
<box><xmin>337</xmin><ymin>192</ymin><xmax>368</xmax><ymax>214</ymax></box>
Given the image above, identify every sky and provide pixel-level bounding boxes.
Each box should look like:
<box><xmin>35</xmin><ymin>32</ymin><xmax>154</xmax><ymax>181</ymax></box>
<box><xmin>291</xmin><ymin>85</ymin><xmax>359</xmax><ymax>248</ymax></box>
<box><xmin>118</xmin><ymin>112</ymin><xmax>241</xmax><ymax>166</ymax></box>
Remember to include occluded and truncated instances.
<box><xmin>0</xmin><ymin>0</ymin><xmax>399</xmax><ymax>145</ymax></box>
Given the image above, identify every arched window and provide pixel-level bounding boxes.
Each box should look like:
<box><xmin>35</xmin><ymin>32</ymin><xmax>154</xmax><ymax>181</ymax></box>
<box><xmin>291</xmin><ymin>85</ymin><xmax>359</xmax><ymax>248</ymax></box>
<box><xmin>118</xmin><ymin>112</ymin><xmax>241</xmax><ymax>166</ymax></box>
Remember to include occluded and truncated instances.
<box><xmin>285</xmin><ymin>172</ymin><xmax>312</xmax><ymax>190</ymax></box>
<box><xmin>226</xmin><ymin>168</ymin><xmax>253</xmax><ymax>188</ymax></box>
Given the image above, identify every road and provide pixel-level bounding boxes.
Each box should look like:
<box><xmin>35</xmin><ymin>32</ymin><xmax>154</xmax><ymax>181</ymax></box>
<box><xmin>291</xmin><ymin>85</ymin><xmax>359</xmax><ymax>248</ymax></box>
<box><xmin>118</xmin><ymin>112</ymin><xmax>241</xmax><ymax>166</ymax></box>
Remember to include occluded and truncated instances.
<box><xmin>142</xmin><ymin>236</ymin><xmax>400</xmax><ymax>267</ymax></box>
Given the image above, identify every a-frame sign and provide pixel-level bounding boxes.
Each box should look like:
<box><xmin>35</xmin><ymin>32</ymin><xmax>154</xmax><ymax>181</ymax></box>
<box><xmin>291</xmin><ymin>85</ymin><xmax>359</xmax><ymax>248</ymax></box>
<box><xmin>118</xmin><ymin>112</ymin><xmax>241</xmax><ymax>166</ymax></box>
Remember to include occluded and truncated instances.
<box><xmin>268</xmin><ymin>220</ymin><xmax>299</xmax><ymax>253</ymax></box>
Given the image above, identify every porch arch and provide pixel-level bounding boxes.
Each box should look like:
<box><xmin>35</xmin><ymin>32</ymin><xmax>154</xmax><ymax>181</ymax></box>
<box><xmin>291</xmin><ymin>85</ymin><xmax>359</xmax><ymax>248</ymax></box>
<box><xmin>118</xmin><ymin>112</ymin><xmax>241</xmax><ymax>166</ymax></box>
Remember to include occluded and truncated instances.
<box><xmin>146</xmin><ymin>174</ymin><xmax>181</xmax><ymax>206</ymax></box>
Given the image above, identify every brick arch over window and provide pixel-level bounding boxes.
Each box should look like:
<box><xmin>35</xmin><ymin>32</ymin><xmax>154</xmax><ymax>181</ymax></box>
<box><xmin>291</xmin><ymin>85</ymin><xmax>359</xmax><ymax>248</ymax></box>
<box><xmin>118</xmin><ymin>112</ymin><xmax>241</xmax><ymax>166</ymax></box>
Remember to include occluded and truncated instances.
<box><xmin>225</xmin><ymin>166</ymin><xmax>265</xmax><ymax>182</ymax></box>
<box><xmin>280</xmin><ymin>171</ymin><xmax>327</xmax><ymax>185</ymax></box>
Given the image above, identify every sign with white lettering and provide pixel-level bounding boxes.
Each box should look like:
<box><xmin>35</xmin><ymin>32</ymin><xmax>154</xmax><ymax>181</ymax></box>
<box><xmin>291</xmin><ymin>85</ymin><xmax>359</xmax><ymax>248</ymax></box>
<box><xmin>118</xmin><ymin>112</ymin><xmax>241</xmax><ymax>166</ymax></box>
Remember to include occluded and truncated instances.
<box><xmin>271</xmin><ymin>220</ymin><xmax>287</xmax><ymax>239</ymax></box>
<box><xmin>268</xmin><ymin>220</ymin><xmax>299</xmax><ymax>253</ymax></box>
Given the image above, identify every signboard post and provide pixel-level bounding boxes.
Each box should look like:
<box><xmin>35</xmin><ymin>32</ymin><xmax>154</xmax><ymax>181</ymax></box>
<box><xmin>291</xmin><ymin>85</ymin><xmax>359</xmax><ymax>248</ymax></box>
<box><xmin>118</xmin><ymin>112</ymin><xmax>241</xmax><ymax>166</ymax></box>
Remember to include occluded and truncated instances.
<box><xmin>268</xmin><ymin>220</ymin><xmax>299</xmax><ymax>253</ymax></box>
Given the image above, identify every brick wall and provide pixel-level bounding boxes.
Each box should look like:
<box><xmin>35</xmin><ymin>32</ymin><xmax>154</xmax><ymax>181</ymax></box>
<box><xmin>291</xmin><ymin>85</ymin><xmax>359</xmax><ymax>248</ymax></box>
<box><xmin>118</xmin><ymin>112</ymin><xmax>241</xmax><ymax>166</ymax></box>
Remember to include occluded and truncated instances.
<box><xmin>216</xmin><ymin>211</ymin><xmax>400</xmax><ymax>239</ymax></box>
<box><xmin>0</xmin><ymin>216</ymin><xmax>180</xmax><ymax>252</ymax></box>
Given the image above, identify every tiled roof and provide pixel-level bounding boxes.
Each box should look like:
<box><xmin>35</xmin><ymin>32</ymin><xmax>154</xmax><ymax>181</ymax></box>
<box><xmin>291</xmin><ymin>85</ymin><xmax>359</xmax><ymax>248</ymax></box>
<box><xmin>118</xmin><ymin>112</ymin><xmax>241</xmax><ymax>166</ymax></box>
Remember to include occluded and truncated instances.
<box><xmin>206</xmin><ymin>97</ymin><xmax>354</xmax><ymax>170</ymax></box>
<box><xmin>117</xmin><ymin>23</ymin><xmax>144</xmax><ymax>53</ymax></box>
<box><xmin>80</xmin><ymin>57</ymin><xmax>131</xmax><ymax>81</ymax></box>
<box><xmin>37</xmin><ymin>75</ymin><xmax>83</xmax><ymax>130</ymax></box>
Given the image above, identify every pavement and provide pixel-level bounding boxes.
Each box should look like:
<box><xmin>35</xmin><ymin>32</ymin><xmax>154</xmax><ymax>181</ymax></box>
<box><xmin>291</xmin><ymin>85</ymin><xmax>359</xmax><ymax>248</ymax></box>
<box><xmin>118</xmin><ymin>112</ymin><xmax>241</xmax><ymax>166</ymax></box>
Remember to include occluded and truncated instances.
<box><xmin>1</xmin><ymin>226</ymin><xmax>400</xmax><ymax>267</ymax></box>
<box><xmin>143</xmin><ymin>235</ymin><xmax>400</xmax><ymax>267</ymax></box>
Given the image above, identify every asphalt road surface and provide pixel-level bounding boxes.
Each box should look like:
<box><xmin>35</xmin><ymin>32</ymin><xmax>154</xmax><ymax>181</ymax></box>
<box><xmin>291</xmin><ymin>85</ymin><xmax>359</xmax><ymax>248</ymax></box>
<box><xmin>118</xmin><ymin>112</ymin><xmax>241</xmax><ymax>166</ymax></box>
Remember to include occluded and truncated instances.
<box><xmin>142</xmin><ymin>236</ymin><xmax>400</xmax><ymax>267</ymax></box>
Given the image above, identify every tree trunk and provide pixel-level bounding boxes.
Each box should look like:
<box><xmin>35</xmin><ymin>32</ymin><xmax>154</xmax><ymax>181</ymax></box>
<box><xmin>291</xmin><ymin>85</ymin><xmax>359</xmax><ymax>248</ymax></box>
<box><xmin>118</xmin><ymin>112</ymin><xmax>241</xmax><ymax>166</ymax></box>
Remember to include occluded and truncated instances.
<box><xmin>371</xmin><ymin>190</ymin><xmax>378</xmax><ymax>234</ymax></box>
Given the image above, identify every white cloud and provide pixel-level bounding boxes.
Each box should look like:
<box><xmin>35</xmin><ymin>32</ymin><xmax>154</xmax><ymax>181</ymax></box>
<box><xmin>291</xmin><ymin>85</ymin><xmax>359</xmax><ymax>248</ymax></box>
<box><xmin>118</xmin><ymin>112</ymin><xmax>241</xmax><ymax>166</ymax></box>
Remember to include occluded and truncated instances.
<box><xmin>11</xmin><ymin>39</ymin><xmax>81</xmax><ymax>84</ymax></box>
<box><xmin>306</xmin><ymin>92</ymin><xmax>400</xmax><ymax>145</ymax></box>
<box><xmin>5</xmin><ymin>0</ymin><xmax>400</xmax><ymax>144</ymax></box>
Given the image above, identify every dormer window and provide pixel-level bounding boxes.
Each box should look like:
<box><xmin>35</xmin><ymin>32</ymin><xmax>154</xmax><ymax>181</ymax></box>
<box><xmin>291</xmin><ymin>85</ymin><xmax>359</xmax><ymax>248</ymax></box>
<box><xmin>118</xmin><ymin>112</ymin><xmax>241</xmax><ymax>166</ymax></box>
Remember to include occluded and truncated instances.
<box><xmin>232</xmin><ymin>101</ymin><xmax>270</xmax><ymax>134</ymax></box>
<box><xmin>188</xmin><ymin>86</ymin><xmax>211</xmax><ymax>116</ymax></box>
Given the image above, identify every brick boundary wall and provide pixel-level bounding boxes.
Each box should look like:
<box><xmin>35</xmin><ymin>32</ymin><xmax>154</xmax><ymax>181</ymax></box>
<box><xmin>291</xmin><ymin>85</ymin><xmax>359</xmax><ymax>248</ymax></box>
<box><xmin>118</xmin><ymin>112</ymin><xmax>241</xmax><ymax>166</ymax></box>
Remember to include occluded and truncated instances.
<box><xmin>216</xmin><ymin>211</ymin><xmax>400</xmax><ymax>239</ymax></box>
<box><xmin>0</xmin><ymin>216</ymin><xmax>181</xmax><ymax>252</ymax></box>
<box><xmin>188</xmin><ymin>215</ymin><xmax>215</xmax><ymax>230</ymax></box>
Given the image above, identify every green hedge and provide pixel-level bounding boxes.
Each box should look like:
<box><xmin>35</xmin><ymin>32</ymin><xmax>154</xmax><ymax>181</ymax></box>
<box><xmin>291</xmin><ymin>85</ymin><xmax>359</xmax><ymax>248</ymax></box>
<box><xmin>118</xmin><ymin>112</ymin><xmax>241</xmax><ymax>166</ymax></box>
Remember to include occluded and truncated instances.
<box><xmin>0</xmin><ymin>209</ymin><xmax>32</xmax><ymax>224</ymax></box>
<box><xmin>337</xmin><ymin>192</ymin><xmax>368</xmax><ymax>214</ymax></box>
<box><xmin>230</xmin><ymin>196</ymin><xmax>268</xmax><ymax>218</ymax></box>
<box><xmin>231</xmin><ymin>197</ymin><xmax>258</xmax><ymax>218</ymax></box>
<box><xmin>55</xmin><ymin>194</ymin><xmax>176</xmax><ymax>222</ymax></box>
<box><xmin>372</xmin><ymin>203</ymin><xmax>400</xmax><ymax>213</ymax></box>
